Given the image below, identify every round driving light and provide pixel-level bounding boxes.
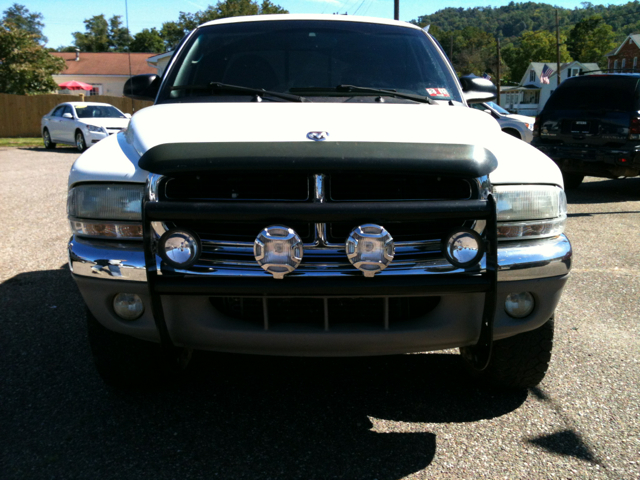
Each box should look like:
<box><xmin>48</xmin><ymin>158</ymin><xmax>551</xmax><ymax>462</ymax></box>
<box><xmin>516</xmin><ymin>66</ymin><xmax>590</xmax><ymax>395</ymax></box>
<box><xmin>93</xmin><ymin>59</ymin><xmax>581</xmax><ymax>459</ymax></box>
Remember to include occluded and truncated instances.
<box><xmin>505</xmin><ymin>292</ymin><xmax>535</xmax><ymax>318</ymax></box>
<box><xmin>345</xmin><ymin>224</ymin><xmax>395</xmax><ymax>277</ymax></box>
<box><xmin>159</xmin><ymin>230</ymin><xmax>200</xmax><ymax>268</ymax></box>
<box><xmin>254</xmin><ymin>225</ymin><xmax>303</xmax><ymax>279</ymax></box>
<box><xmin>442</xmin><ymin>228</ymin><xmax>485</xmax><ymax>268</ymax></box>
<box><xmin>113</xmin><ymin>293</ymin><xmax>144</xmax><ymax>321</ymax></box>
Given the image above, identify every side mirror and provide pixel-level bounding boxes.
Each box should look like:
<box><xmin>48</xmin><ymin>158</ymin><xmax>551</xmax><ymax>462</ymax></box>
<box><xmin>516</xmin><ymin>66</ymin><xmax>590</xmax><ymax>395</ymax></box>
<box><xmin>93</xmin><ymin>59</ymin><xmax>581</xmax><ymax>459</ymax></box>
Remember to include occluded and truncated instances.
<box><xmin>124</xmin><ymin>74</ymin><xmax>161</xmax><ymax>101</ymax></box>
<box><xmin>459</xmin><ymin>75</ymin><xmax>497</xmax><ymax>104</ymax></box>
<box><xmin>62</xmin><ymin>112</ymin><xmax>73</xmax><ymax>119</ymax></box>
<box><xmin>124</xmin><ymin>113</ymin><xmax>132</xmax><ymax>119</ymax></box>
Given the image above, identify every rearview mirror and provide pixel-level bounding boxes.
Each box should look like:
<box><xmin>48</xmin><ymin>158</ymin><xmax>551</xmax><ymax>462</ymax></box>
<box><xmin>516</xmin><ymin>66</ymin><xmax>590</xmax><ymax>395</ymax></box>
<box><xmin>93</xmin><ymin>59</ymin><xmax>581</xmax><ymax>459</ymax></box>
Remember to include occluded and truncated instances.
<box><xmin>124</xmin><ymin>74</ymin><xmax>161</xmax><ymax>101</ymax></box>
<box><xmin>459</xmin><ymin>75</ymin><xmax>497</xmax><ymax>104</ymax></box>
<box><xmin>62</xmin><ymin>112</ymin><xmax>73</xmax><ymax>119</ymax></box>
<box><xmin>124</xmin><ymin>113</ymin><xmax>132</xmax><ymax>119</ymax></box>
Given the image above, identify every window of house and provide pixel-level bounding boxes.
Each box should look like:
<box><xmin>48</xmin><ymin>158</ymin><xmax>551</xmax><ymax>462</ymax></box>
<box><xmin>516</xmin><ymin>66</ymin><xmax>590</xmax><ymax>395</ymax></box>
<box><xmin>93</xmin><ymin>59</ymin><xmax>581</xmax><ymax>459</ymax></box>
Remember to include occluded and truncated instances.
<box><xmin>569</xmin><ymin>68</ymin><xmax>580</xmax><ymax>77</ymax></box>
<box><xmin>529</xmin><ymin>70</ymin><xmax>536</xmax><ymax>82</ymax></box>
<box><xmin>614</xmin><ymin>60</ymin><xmax>619</xmax><ymax>72</ymax></box>
<box><xmin>87</xmin><ymin>84</ymin><xmax>103</xmax><ymax>96</ymax></box>
<box><xmin>634</xmin><ymin>57</ymin><xmax>638</xmax><ymax>72</ymax></box>
<box><xmin>622</xmin><ymin>59</ymin><xmax>626</xmax><ymax>71</ymax></box>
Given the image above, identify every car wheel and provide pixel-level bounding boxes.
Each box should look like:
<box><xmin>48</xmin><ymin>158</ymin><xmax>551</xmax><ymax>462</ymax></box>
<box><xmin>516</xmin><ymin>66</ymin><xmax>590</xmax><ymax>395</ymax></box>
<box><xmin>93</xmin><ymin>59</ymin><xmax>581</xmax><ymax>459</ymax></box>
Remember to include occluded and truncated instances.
<box><xmin>86</xmin><ymin>308</ymin><xmax>192</xmax><ymax>389</ymax></box>
<box><xmin>43</xmin><ymin>128</ymin><xmax>56</xmax><ymax>149</ymax></box>
<box><xmin>503</xmin><ymin>128</ymin><xmax>521</xmax><ymax>139</ymax></box>
<box><xmin>75</xmin><ymin>130</ymin><xmax>87</xmax><ymax>152</ymax></box>
<box><xmin>459</xmin><ymin>316</ymin><xmax>554</xmax><ymax>390</ymax></box>
<box><xmin>562</xmin><ymin>172</ymin><xmax>584</xmax><ymax>190</ymax></box>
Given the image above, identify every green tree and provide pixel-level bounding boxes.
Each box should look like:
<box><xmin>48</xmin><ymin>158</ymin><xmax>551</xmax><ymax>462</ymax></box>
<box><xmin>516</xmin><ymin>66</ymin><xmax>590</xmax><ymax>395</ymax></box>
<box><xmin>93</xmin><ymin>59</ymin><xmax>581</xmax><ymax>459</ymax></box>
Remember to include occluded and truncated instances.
<box><xmin>161</xmin><ymin>0</ymin><xmax>288</xmax><ymax>50</ymax></box>
<box><xmin>503</xmin><ymin>30</ymin><xmax>571</xmax><ymax>83</ymax></box>
<box><xmin>108</xmin><ymin>15</ymin><xmax>132</xmax><ymax>52</ymax></box>
<box><xmin>2</xmin><ymin>3</ymin><xmax>46</xmax><ymax>44</ymax></box>
<box><xmin>73</xmin><ymin>14</ymin><xmax>109</xmax><ymax>52</ymax></box>
<box><xmin>130</xmin><ymin>28</ymin><xmax>165</xmax><ymax>53</ymax></box>
<box><xmin>0</xmin><ymin>24</ymin><xmax>66</xmax><ymax>94</ymax></box>
<box><xmin>567</xmin><ymin>15</ymin><xmax>617</xmax><ymax>66</ymax></box>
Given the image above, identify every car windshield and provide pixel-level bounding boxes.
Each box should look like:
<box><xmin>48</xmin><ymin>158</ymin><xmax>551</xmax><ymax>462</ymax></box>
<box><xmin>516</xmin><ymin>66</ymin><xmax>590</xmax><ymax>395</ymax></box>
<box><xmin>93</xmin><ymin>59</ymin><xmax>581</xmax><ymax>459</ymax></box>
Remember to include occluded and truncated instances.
<box><xmin>159</xmin><ymin>20</ymin><xmax>462</xmax><ymax>103</ymax></box>
<box><xmin>74</xmin><ymin>105</ymin><xmax>126</xmax><ymax>119</ymax></box>
<box><xmin>544</xmin><ymin>75</ymin><xmax>640</xmax><ymax>111</ymax></box>
<box><xmin>486</xmin><ymin>101</ymin><xmax>510</xmax><ymax>115</ymax></box>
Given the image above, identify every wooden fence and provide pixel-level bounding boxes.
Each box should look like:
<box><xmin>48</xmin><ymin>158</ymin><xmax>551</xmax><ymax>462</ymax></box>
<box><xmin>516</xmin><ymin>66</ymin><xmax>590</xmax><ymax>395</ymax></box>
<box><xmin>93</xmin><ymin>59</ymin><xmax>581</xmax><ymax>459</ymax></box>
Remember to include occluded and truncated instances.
<box><xmin>0</xmin><ymin>93</ymin><xmax>153</xmax><ymax>138</ymax></box>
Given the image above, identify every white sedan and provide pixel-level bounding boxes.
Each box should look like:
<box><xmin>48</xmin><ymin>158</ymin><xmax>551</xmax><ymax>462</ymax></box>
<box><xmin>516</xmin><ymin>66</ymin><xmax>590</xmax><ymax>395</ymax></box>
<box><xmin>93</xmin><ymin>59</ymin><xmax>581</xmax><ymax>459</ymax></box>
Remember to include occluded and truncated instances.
<box><xmin>41</xmin><ymin>102</ymin><xmax>130</xmax><ymax>152</ymax></box>
<box><xmin>471</xmin><ymin>101</ymin><xmax>535</xmax><ymax>143</ymax></box>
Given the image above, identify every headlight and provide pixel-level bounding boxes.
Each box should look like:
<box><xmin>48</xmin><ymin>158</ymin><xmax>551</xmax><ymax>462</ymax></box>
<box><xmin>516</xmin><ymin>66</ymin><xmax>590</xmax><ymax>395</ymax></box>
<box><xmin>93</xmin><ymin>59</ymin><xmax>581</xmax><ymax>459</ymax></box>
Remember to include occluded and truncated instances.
<box><xmin>68</xmin><ymin>184</ymin><xmax>144</xmax><ymax>239</ymax></box>
<box><xmin>494</xmin><ymin>185</ymin><xmax>566</xmax><ymax>240</ymax></box>
<box><xmin>86</xmin><ymin>125</ymin><xmax>105</xmax><ymax>133</ymax></box>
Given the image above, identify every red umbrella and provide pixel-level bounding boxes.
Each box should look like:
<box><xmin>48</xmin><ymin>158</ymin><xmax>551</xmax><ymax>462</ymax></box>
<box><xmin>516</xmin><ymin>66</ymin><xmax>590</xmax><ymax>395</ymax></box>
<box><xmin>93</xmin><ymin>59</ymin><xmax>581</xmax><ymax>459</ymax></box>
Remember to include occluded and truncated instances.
<box><xmin>58</xmin><ymin>80</ymin><xmax>94</xmax><ymax>91</ymax></box>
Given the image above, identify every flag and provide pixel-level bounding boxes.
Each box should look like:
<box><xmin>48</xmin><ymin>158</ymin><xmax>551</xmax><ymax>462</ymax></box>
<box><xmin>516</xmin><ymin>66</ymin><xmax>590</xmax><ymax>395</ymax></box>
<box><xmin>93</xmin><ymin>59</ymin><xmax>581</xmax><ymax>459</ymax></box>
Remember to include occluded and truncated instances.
<box><xmin>482</xmin><ymin>72</ymin><xmax>491</xmax><ymax>80</ymax></box>
<box><xmin>540</xmin><ymin>64</ymin><xmax>554</xmax><ymax>84</ymax></box>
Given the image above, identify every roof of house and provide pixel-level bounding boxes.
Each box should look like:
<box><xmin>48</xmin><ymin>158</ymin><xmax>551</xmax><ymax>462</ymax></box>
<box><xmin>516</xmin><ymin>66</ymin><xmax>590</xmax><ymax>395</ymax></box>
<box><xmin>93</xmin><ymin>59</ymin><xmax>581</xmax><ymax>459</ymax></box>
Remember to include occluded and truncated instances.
<box><xmin>51</xmin><ymin>52</ymin><xmax>157</xmax><ymax>76</ymax></box>
<box><xmin>606</xmin><ymin>33</ymin><xmax>640</xmax><ymax>57</ymax></box>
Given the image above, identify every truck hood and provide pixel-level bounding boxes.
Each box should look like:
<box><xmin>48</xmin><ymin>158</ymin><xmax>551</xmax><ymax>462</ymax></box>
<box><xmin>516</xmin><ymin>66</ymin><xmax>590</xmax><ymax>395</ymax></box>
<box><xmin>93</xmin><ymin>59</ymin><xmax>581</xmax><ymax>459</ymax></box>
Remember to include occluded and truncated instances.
<box><xmin>70</xmin><ymin>102</ymin><xmax>562</xmax><ymax>187</ymax></box>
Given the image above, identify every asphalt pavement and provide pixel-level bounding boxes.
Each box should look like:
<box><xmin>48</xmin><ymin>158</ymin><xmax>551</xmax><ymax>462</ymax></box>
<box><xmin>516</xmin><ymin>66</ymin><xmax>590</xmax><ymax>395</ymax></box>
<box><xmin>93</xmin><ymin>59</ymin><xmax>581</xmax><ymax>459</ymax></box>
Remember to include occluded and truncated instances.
<box><xmin>1</xmin><ymin>147</ymin><xmax>638</xmax><ymax>479</ymax></box>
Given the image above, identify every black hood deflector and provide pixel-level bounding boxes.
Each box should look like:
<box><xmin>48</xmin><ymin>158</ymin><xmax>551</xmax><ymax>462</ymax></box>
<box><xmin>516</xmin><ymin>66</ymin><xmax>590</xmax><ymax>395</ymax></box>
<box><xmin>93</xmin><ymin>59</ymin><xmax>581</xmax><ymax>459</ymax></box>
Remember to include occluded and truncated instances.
<box><xmin>139</xmin><ymin>142</ymin><xmax>498</xmax><ymax>178</ymax></box>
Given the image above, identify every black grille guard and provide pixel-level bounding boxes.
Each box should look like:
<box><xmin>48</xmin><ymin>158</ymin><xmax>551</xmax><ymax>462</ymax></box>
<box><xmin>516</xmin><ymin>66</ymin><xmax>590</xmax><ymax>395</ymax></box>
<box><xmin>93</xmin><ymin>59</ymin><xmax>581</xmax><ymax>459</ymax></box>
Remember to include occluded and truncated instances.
<box><xmin>142</xmin><ymin>196</ymin><xmax>498</xmax><ymax>370</ymax></box>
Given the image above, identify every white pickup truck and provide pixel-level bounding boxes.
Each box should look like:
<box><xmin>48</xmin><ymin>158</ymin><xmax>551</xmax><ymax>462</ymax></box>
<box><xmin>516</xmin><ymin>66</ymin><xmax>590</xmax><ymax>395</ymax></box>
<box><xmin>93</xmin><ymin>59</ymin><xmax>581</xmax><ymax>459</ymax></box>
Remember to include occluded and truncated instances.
<box><xmin>67</xmin><ymin>14</ymin><xmax>571</xmax><ymax>389</ymax></box>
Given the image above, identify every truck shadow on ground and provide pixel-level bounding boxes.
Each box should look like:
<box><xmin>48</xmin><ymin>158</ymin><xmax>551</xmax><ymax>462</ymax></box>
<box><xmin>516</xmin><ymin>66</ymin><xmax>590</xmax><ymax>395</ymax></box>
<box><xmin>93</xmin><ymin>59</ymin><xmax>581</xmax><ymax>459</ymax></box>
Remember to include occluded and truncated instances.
<box><xmin>1</xmin><ymin>266</ymin><xmax>527</xmax><ymax>479</ymax></box>
<box><xmin>566</xmin><ymin>176</ymin><xmax>640</xmax><ymax>204</ymax></box>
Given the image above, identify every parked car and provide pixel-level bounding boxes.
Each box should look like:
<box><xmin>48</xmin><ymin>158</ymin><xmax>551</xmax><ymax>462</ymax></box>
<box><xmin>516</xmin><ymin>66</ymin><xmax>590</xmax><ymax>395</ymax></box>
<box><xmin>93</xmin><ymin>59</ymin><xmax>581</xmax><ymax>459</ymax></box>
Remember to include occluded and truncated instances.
<box><xmin>471</xmin><ymin>101</ymin><xmax>535</xmax><ymax>143</ymax></box>
<box><xmin>41</xmin><ymin>102</ymin><xmax>130</xmax><ymax>152</ymax></box>
<box><xmin>532</xmin><ymin>73</ymin><xmax>640</xmax><ymax>188</ymax></box>
<box><xmin>67</xmin><ymin>15</ymin><xmax>571</xmax><ymax>391</ymax></box>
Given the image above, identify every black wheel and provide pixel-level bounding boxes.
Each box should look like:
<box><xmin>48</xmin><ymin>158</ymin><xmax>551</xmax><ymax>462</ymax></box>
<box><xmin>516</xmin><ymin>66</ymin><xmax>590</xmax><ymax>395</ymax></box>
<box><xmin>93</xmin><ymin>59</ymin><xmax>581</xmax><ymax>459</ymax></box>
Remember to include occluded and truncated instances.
<box><xmin>43</xmin><ymin>128</ymin><xmax>56</xmax><ymax>149</ymax></box>
<box><xmin>460</xmin><ymin>316</ymin><xmax>554</xmax><ymax>390</ymax></box>
<box><xmin>562</xmin><ymin>172</ymin><xmax>584</xmax><ymax>190</ymax></box>
<box><xmin>503</xmin><ymin>128</ymin><xmax>521</xmax><ymax>139</ymax></box>
<box><xmin>75</xmin><ymin>130</ymin><xmax>87</xmax><ymax>152</ymax></box>
<box><xmin>86</xmin><ymin>309</ymin><xmax>191</xmax><ymax>388</ymax></box>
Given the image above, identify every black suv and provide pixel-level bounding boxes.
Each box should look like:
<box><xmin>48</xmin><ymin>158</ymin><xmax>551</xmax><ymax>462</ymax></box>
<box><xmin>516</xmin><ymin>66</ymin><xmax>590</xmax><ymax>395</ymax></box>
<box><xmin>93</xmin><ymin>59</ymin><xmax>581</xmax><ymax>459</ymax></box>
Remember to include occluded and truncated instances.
<box><xmin>532</xmin><ymin>74</ymin><xmax>640</xmax><ymax>188</ymax></box>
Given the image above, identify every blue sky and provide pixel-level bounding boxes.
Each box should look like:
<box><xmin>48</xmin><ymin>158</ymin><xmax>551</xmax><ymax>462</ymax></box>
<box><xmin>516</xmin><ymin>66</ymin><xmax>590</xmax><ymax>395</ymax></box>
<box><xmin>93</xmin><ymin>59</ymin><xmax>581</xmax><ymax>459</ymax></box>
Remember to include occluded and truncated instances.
<box><xmin>1</xmin><ymin>0</ymin><xmax>634</xmax><ymax>49</ymax></box>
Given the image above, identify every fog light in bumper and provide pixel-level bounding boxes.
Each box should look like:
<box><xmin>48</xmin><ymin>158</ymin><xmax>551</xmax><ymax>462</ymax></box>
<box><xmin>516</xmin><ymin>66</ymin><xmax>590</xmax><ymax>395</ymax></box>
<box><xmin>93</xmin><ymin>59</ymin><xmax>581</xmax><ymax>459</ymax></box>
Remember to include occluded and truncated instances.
<box><xmin>113</xmin><ymin>293</ymin><xmax>144</xmax><ymax>320</ymax></box>
<box><xmin>504</xmin><ymin>292</ymin><xmax>535</xmax><ymax>318</ymax></box>
<box><xmin>159</xmin><ymin>230</ymin><xmax>200</xmax><ymax>268</ymax></box>
<box><xmin>254</xmin><ymin>225</ymin><xmax>303</xmax><ymax>279</ymax></box>
<box><xmin>442</xmin><ymin>229</ymin><xmax>484</xmax><ymax>268</ymax></box>
<box><xmin>345</xmin><ymin>224</ymin><xmax>395</xmax><ymax>277</ymax></box>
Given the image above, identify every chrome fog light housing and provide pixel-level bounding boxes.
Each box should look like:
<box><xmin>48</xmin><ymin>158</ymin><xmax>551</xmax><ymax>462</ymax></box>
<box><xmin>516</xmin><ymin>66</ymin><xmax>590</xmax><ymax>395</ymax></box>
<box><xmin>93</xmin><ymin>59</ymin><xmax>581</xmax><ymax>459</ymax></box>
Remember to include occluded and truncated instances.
<box><xmin>159</xmin><ymin>230</ymin><xmax>200</xmax><ymax>268</ymax></box>
<box><xmin>504</xmin><ymin>292</ymin><xmax>535</xmax><ymax>318</ymax></box>
<box><xmin>254</xmin><ymin>225</ymin><xmax>303</xmax><ymax>279</ymax></box>
<box><xmin>442</xmin><ymin>228</ymin><xmax>484</xmax><ymax>268</ymax></box>
<box><xmin>113</xmin><ymin>293</ymin><xmax>144</xmax><ymax>320</ymax></box>
<box><xmin>345</xmin><ymin>224</ymin><xmax>394</xmax><ymax>277</ymax></box>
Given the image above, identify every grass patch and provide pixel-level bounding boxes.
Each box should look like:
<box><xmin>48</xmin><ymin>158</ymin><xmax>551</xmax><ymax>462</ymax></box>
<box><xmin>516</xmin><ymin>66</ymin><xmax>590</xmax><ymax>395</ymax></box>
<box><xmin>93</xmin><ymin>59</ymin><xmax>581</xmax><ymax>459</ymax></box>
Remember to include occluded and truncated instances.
<box><xmin>0</xmin><ymin>137</ymin><xmax>43</xmax><ymax>148</ymax></box>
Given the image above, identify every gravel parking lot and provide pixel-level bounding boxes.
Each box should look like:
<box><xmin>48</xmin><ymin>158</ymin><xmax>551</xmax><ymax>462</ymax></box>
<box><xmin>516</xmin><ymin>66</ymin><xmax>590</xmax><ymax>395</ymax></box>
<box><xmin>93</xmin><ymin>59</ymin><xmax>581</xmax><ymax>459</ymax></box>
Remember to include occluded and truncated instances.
<box><xmin>1</xmin><ymin>147</ymin><xmax>639</xmax><ymax>479</ymax></box>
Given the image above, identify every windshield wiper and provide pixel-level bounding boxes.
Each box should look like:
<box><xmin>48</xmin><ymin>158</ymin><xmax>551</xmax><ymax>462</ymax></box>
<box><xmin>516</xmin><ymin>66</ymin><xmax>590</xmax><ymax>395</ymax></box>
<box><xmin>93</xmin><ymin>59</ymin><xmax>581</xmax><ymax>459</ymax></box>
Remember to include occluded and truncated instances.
<box><xmin>171</xmin><ymin>82</ymin><xmax>308</xmax><ymax>102</ymax></box>
<box><xmin>290</xmin><ymin>85</ymin><xmax>434</xmax><ymax>104</ymax></box>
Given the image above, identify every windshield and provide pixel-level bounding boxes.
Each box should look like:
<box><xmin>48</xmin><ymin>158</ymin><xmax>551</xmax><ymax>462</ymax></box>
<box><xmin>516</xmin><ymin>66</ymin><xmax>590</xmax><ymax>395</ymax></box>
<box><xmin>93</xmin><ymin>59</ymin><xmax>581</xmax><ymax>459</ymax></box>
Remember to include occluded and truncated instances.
<box><xmin>159</xmin><ymin>20</ymin><xmax>462</xmax><ymax>103</ymax></box>
<box><xmin>74</xmin><ymin>105</ymin><xmax>126</xmax><ymax>119</ymax></box>
<box><xmin>544</xmin><ymin>76</ymin><xmax>640</xmax><ymax>111</ymax></box>
<box><xmin>486</xmin><ymin>101</ymin><xmax>510</xmax><ymax>115</ymax></box>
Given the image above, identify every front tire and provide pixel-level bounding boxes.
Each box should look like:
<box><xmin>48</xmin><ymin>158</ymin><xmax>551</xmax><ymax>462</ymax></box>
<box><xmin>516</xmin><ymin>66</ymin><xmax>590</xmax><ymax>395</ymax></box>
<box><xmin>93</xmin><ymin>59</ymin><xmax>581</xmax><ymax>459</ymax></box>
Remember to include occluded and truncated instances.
<box><xmin>460</xmin><ymin>316</ymin><xmax>554</xmax><ymax>390</ymax></box>
<box><xmin>86</xmin><ymin>309</ymin><xmax>191</xmax><ymax>388</ymax></box>
<box><xmin>75</xmin><ymin>130</ymin><xmax>87</xmax><ymax>152</ymax></box>
<box><xmin>562</xmin><ymin>172</ymin><xmax>584</xmax><ymax>190</ymax></box>
<box><xmin>43</xmin><ymin>128</ymin><xmax>56</xmax><ymax>149</ymax></box>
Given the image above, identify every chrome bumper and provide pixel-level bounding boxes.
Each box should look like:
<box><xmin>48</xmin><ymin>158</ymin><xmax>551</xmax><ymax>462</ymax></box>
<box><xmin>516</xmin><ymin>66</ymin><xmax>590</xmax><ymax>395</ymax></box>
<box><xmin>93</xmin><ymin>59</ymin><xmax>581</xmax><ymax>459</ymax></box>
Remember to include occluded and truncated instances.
<box><xmin>68</xmin><ymin>234</ymin><xmax>572</xmax><ymax>283</ymax></box>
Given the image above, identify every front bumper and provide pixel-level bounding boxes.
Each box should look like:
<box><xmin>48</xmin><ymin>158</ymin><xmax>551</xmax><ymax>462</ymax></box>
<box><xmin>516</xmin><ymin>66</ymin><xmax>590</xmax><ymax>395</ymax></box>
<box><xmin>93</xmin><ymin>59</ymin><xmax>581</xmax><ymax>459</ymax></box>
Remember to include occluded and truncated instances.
<box><xmin>534</xmin><ymin>141</ymin><xmax>640</xmax><ymax>177</ymax></box>
<box><xmin>69</xmin><ymin>234</ymin><xmax>571</xmax><ymax>356</ymax></box>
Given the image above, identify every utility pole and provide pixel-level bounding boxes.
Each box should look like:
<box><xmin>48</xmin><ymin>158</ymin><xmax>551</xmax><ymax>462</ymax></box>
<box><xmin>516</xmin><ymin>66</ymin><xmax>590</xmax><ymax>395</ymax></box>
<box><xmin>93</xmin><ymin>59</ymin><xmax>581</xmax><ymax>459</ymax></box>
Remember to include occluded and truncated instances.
<box><xmin>556</xmin><ymin>9</ymin><xmax>561</xmax><ymax>88</ymax></box>
<box><xmin>394</xmin><ymin>0</ymin><xmax>399</xmax><ymax>20</ymax></box>
<box><xmin>496</xmin><ymin>37</ymin><xmax>501</xmax><ymax>106</ymax></box>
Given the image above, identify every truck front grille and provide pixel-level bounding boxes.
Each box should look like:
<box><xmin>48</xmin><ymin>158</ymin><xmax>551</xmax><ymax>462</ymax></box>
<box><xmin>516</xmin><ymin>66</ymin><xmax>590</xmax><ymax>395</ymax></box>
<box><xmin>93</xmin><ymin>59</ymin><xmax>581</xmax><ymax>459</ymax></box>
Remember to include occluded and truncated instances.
<box><xmin>151</xmin><ymin>172</ymin><xmax>484</xmax><ymax>274</ymax></box>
